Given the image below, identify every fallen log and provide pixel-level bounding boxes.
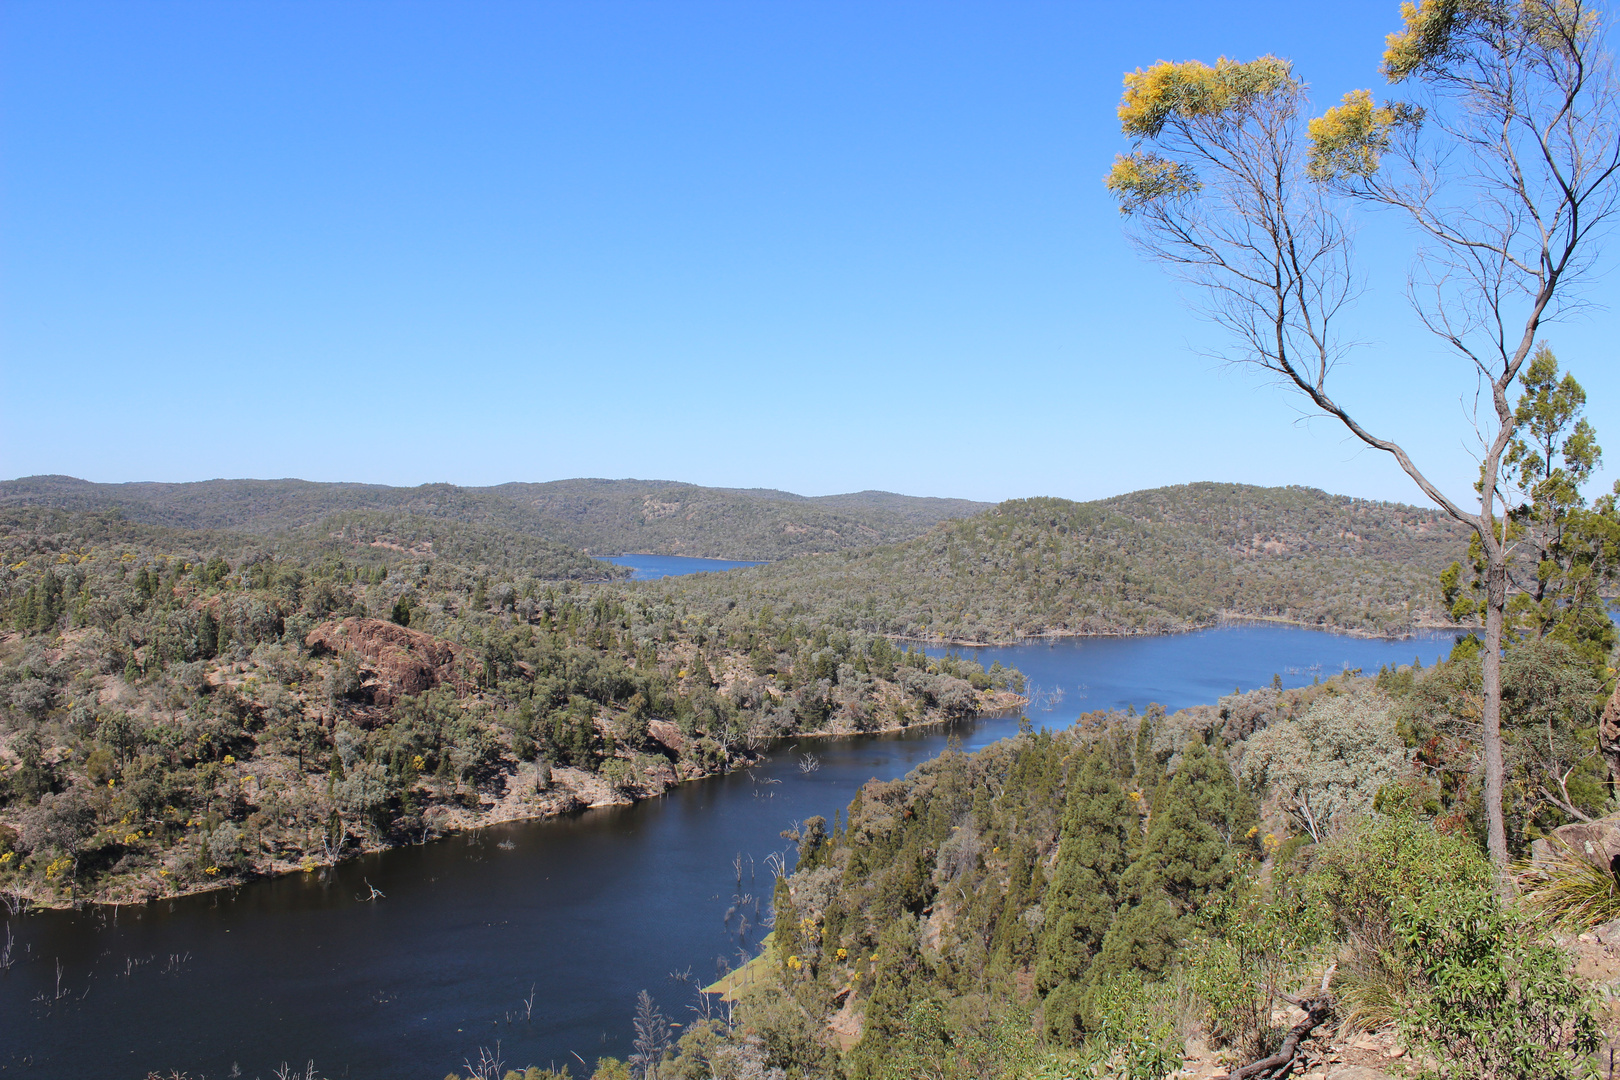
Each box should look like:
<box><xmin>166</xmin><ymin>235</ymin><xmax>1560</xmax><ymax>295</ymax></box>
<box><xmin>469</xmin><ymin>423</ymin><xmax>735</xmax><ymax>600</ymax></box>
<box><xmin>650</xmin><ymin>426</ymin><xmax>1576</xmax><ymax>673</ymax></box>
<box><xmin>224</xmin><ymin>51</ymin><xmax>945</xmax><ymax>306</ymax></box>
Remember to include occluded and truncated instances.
<box><xmin>1227</xmin><ymin>964</ymin><xmax>1336</xmax><ymax>1080</ymax></box>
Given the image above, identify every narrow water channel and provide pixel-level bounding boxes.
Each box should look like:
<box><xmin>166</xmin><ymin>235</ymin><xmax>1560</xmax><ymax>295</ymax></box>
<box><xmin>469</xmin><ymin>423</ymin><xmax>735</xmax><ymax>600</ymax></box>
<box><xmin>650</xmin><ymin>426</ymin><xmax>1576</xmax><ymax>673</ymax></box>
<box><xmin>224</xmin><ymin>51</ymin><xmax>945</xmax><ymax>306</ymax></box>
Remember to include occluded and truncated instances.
<box><xmin>2</xmin><ymin>624</ymin><xmax>1456</xmax><ymax>1078</ymax></box>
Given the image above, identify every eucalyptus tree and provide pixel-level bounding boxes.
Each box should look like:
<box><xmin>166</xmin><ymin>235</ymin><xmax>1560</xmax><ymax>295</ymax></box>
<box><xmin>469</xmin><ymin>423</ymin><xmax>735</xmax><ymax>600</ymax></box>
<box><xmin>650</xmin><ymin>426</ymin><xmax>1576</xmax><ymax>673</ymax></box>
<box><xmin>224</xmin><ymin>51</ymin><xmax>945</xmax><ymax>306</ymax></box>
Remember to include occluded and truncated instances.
<box><xmin>1105</xmin><ymin>0</ymin><xmax>1620</xmax><ymax>872</ymax></box>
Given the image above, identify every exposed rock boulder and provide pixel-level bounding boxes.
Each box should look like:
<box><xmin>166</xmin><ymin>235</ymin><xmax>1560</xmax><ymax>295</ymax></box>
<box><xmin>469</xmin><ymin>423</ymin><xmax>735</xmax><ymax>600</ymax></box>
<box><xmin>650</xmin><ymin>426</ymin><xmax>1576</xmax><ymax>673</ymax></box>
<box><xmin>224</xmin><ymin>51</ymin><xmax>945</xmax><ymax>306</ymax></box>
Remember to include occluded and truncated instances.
<box><xmin>647</xmin><ymin>718</ymin><xmax>685</xmax><ymax>756</ymax></box>
<box><xmin>1601</xmin><ymin>681</ymin><xmax>1620</xmax><ymax>789</ymax></box>
<box><xmin>1531</xmin><ymin>811</ymin><xmax>1620</xmax><ymax>873</ymax></box>
<box><xmin>305</xmin><ymin>617</ymin><xmax>471</xmax><ymax>706</ymax></box>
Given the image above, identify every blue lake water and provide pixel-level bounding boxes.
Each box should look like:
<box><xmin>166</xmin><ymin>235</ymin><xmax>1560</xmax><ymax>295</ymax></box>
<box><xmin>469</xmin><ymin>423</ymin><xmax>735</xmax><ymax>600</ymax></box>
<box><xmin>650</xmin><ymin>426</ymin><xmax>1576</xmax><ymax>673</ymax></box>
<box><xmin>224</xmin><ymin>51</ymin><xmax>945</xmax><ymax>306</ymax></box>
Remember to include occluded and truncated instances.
<box><xmin>605</xmin><ymin>554</ymin><xmax>767</xmax><ymax>580</ymax></box>
<box><xmin>3</xmin><ymin>622</ymin><xmax>1457</xmax><ymax>1078</ymax></box>
<box><xmin>924</xmin><ymin>622</ymin><xmax>1459</xmax><ymax>717</ymax></box>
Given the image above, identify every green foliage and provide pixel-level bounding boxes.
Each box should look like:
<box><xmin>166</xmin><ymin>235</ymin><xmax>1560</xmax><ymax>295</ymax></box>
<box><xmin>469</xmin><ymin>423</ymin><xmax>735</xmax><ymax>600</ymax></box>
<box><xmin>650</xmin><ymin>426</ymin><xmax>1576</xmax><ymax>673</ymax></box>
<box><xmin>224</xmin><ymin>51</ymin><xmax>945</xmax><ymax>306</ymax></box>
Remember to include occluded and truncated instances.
<box><xmin>0</xmin><ymin>474</ymin><xmax>987</xmax><ymax>562</ymax></box>
<box><xmin>1241</xmin><ymin>688</ymin><xmax>1406</xmax><ymax>841</ymax></box>
<box><xmin>1188</xmin><ymin>878</ymin><xmax>1325</xmax><ymax>1059</ymax></box>
<box><xmin>1065</xmin><ymin>975</ymin><xmax>1184</xmax><ymax>1080</ymax></box>
<box><xmin>1129</xmin><ymin>739</ymin><xmax>1246</xmax><ymax>916</ymax></box>
<box><xmin>1036</xmin><ymin>749</ymin><xmax>1133</xmax><ymax>1042</ymax></box>
<box><xmin>1392</xmin><ymin>639</ymin><xmax>1608</xmax><ymax>851</ymax></box>
<box><xmin>1441</xmin><ymin>347</ymin><xmax>1620</xmax><ymax>671</ymax></box>
<box><xmin>638</xmin><ymin>670</ymin><xmax>1601</xmax><ymax>1080</ymax></box>
<box><xmin>867</xmin><ymin>1001</ymin><xmax>1045</xmax><ymax>1080</ymax></box>
<box><xmin>1312</xmin><ymin>813</ymin><xmax>1599</xmax><ymax>1080</ymax></box>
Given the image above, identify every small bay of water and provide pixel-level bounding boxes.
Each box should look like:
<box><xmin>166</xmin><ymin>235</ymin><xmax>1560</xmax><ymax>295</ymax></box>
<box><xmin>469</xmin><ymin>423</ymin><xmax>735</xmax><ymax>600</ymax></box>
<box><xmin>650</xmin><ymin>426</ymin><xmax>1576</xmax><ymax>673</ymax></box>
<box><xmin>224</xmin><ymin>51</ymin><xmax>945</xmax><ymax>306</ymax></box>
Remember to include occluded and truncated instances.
<box><xmin>604</xmin><ymin>554</ymin><xmax>767</xmax><ymax>581</ymax></box>
<box><xmin>925</xmin><ymin>621</ymin><xmax>1459</xmax><ymax>717</ymax></box>
<box><xmin>2</xmin><ymin>623</ymin><xmax>1456</xmax><ymax>1078</ymax></box>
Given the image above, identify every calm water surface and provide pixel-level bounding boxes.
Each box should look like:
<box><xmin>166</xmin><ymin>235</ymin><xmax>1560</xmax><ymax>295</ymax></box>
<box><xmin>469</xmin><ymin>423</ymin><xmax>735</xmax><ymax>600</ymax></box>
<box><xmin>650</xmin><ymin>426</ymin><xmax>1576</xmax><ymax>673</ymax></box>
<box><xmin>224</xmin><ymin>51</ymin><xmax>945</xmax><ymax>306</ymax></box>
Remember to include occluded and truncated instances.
<box><xmin>2</xmin><ymin>624</ymin><xmax>1456</xmax><ymax>1078</ymax></box>
<box><xmin>604</xmin><ymin>554</ymin><xmax>766</xmax><ymax>580</ymax></box>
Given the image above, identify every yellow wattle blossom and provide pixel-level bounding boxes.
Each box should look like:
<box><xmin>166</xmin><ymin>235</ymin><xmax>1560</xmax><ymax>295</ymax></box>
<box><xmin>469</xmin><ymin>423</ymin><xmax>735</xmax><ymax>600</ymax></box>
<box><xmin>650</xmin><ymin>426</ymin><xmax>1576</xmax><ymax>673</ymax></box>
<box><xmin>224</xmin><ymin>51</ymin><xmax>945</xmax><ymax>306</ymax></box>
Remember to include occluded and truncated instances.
<box><xmin>0</xmin><ymin>852</ymin><xmax>14</xmax><ymax>864</ymax></box>
<box><xmin>835</xmin><ymin>947</ymin><xmax>848</xmax><ymax>962</ymax></box>
<box><xmin>1306</xmin><ymin>90</ymin><xmax>1421</xmax><ymax>180</ymax></box>
<box><xmin>205</xmin><ymin>866</ymin><xmax>220</xmax><ymax>875</ymax></box>
<box><xmin>123</xmin><ymin>833</ymin><xmax>142</xmax><ymax>845</ymax></box>
<box><xmin>1118</xmin><ymin>55</ymin><xmax>1294</xmax><ymax>137</ymax></box>
<box><xmin>1382</xmin><ymin>0</ymin><xmax>1467</xmax><ymax>82</ymax></box>
<box><xmin>222</xmin><ymin>755</ymin><xmax>236</xmax><ymax>765</ymax></box>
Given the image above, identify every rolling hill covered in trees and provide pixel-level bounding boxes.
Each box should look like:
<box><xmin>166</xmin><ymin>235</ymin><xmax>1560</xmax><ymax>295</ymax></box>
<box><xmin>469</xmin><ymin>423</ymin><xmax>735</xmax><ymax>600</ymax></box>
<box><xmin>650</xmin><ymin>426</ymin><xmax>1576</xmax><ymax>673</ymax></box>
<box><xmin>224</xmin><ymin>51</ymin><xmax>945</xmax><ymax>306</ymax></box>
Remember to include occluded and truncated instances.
<box><xmin>0</xmin><ymin>476</ymin><xmax>990</xmax><ymax>560</ymax></box>
<box><xmin>642</xmin><ymin>483</ymin><xmax>1471</xmax><ymax>641</ymax></box>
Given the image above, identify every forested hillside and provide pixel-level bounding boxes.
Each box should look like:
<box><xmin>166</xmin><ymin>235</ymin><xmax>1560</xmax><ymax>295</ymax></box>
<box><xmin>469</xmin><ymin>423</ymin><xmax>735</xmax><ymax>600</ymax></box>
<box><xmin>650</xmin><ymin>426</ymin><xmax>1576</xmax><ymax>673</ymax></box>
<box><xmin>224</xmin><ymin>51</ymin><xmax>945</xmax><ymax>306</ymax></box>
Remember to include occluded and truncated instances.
<box><xmin>0</xmin><ymin>508</ymin><xmax>1019</xmax><ymax>906</ymax></box>
<box><xmin>638</xmin><ymin>484</ymin><xmax>1471</xmax><ymax>641</ymax></box>
<box><xmin>0</xmin><ymin>476</ymin><xmax>989</xmax><ymax>560</ymax></box>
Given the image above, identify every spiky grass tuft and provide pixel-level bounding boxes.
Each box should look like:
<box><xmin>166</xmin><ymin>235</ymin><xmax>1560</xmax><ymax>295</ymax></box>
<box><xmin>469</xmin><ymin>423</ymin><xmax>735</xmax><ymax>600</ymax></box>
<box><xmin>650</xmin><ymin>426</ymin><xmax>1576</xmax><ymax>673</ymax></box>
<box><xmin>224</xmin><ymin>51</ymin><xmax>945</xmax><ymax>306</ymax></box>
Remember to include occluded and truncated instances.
<box><xmin>1515</xmin><ymin>838</ymin><xmax>1620</xmax><ymax>931</ymax></box>
<box><xmin>1332</xmin><ymin>925</ymin><xmax>1418</xmax><ymax>1036</ymax></box>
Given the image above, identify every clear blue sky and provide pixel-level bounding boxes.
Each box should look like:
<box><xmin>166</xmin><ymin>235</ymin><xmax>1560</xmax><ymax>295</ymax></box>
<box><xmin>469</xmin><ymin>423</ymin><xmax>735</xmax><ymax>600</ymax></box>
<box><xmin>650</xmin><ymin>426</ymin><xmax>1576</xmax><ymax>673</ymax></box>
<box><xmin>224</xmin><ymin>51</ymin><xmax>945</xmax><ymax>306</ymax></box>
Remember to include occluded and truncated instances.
<box><xmin>3</xmin><ymin>0</ymin><xmax>1616</xmax><ymax>508</ymax></box>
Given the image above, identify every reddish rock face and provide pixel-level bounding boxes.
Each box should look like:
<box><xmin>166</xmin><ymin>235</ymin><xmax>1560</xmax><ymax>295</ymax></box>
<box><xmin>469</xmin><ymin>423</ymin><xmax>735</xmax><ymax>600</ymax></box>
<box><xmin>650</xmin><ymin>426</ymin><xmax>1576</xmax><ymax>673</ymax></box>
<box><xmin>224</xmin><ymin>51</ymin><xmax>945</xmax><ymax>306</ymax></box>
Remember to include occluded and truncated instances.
<box><xmin>647</xmin><ymin>718</ymin><xmax>685</xmax><ymax>756</ymax></box>
<box><xmin>1601</xmin><ymin>682</ymin><xmax>1620</xmax><ymax>788</ymax></box>
<box><xmin>305</xmin><ymin>617</ymin><xmax>470</xmax><ymax>706</ymax></box>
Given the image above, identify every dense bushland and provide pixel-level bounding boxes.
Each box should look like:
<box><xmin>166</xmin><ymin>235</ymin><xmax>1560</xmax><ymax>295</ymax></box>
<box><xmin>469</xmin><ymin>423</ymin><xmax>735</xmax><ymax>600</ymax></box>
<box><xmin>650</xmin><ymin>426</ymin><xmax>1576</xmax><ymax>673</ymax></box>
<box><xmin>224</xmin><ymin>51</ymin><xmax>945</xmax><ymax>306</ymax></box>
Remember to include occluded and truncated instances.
<box><xmin>0</xmin><ymin>509</ymin><xmax>1019</xmax><ymax>905</ymax></box>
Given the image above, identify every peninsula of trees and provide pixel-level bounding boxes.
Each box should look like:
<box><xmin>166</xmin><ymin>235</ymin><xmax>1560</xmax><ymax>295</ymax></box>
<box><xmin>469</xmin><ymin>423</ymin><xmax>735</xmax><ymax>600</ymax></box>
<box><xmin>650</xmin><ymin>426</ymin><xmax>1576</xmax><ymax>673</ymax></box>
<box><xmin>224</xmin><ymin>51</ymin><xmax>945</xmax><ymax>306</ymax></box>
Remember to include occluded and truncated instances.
<box><xmin>0</xmin><ymin>505</ymin><xmax>1019</xmax><ymax>906</ymax></box>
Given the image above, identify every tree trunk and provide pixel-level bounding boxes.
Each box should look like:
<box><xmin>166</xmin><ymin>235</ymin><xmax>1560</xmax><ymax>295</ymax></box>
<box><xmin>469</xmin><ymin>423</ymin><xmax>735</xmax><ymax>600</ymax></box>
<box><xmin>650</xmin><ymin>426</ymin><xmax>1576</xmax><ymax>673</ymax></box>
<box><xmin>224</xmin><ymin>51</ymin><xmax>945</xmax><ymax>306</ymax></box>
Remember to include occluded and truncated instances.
<box><xmin>1481</xmin><ymin>555</ymin><xmax>1511</xmax><ymax>878</ymax></box>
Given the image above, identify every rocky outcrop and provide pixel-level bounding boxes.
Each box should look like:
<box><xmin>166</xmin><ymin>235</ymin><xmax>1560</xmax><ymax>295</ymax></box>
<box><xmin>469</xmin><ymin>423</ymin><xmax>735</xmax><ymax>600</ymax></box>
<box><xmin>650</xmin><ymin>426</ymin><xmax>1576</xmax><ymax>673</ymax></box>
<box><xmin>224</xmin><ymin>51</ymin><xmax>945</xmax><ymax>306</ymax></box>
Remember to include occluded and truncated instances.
<box><xmin>1531</xmin><ymin>811</ymin><xmax>1620</xmax><ymax>873</ymax></box>
<box><xmin>305</xmin><ymin>617</ymin><xmax>471</xmax><ymax>706</ymax></box>
<box><xmin>1601</xmin><ymin>682</ymin><xmax>1620</xmax><ymax>790</ymax></box>
<box><xmin>648</xmin><ymin>718</ymin><xmax>685</xmax><ymax>756</ymax></box>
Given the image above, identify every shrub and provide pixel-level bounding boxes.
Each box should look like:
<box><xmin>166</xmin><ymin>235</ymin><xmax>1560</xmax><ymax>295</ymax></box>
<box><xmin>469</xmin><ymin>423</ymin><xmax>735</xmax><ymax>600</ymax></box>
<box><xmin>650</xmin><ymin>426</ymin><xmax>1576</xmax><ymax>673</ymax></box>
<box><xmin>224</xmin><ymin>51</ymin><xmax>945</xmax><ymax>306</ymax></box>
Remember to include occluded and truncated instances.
<box><xmin>1310</xmin><ymin>815</ymin><xmax>1598</xmax><ymax>1080</ymax></box>
<box><xmin>1059</xmin><ymin>974</ymin><xmax>1184</xmax><ymax>1080</ymax></box>
<box><xmin>1240</xmin><ymin>688</ymin><xmax>1407</xmax><ymax>841</ymax></box>
<box><xmin>1189</xmin><ymin>878</ymin><xmax>1326</xmax><ymax>1059</ymax></box>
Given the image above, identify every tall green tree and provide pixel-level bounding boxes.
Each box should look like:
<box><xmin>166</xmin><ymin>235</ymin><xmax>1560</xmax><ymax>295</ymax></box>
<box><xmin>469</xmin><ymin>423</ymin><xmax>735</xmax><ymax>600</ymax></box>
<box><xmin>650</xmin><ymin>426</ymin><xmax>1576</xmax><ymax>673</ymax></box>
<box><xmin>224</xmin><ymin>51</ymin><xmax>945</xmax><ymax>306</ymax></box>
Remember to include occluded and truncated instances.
<box><xmin>1035</xmin><ymin>748</ymin><xmax>1132</xmax><ymax>1041</ymax></box>
<box><xmin>850</xmin><ymin>913</ymin><xmax>928</xmax><ymax>1080</ymax></box>
<box><xmin>1081</xmin><ymin>739</ymin><xmax>1249</xmax><ymax>1006</ymax></box>
<box><xmin>1502</xmin><ymin>346</ymin><xmax>1620</xmax><ymax>665</ymax></box>
<box><xmin>1131</xmin><ymin>739</ymin><xmax>1244</xmax><ymax>915</ymax></box>
<box><xmin>1444</xmin><ymin>345</ymin><xmax>1620</xmax><ymax>670</ymax></box>
<box><xmin>1105</xmin><ymin>0</ymin><xmax>1620</xmax><ymax>874</ymax></box>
